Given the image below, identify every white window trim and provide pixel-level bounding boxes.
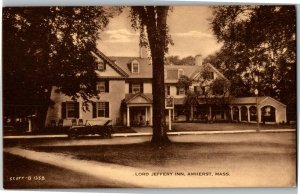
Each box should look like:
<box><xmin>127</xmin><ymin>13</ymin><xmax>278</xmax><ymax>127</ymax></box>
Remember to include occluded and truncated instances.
<box><xmin>132</xmin><ymin>83</ymin><xmax>141</xmax><ymax>94</ymax></box>
<box><xmin>66</xmin><ymin>102</ymin><xmax>76</xmax><ymax>118</ymax></box>
<box><xmin>96</xmin><ymin>102</ymin><xmax>108</xmax><ymax>118</ymax></box>
<box><xmin>97</xmin><ymin>81</ymin><xmax>105</xmax><ymax>93</ymax></box>
<box><xmin>131</xmin><ymin>60</ymin><xmax>139</xmax><ymax>73</ymax></box>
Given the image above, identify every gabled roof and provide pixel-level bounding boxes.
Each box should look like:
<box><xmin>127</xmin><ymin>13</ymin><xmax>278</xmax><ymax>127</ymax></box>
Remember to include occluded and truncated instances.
<box><xmin>92</xmin><ymin>49</ymin><xmax>129</xmax><ymax>77</ymax></box>
<box><xmin>109</xmin><ymin>56</ymin><xmax>152</xmax><ymax>78</ymax></box>
<box><xmin>190</xmin><ymin>63</ymin><xmax>229</xmax><ymax>82</ymax></box>
<box><xmin>230</xmin><ymin>96</ymin><xmax>286</xmax><ymax>107</ymax></box>
<box><xmin>124</xmin><ymin>93</ymin><xmax>153</xmax><ymax>104</ymax></box>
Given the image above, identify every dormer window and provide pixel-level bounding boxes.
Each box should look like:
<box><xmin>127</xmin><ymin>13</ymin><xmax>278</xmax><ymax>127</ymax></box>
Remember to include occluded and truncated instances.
<box><xmin>95</xmin><ymin>58</ymin><xmax>106</xmax><ymax>71</ymax></box>
<box><xmin>178</xmin><ymin>69</ymin><xmax>184</xmax><ymax>78</ymax></box>
<box><xmin>131</xmin><ymin>60</ymin><xmax>139</xmax><ymax>73</ymax></box>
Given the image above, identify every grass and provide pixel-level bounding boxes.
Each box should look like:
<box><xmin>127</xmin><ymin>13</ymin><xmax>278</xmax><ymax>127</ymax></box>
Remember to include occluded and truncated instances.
<box><xmin>3</xmin><ymin>153</ymin><xmax>117</xmax><ymax>189</ymax></box>
<box><xmin>171</xmin><ymin>122</ymin><xmax>296</xmax><ymax>132</ymax></box>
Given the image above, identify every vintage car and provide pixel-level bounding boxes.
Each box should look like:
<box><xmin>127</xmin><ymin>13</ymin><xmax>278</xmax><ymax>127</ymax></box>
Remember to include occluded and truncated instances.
<box><xmin>67</xmin><ymin>119</ymin><xmax>112</xmax><ymax>138</ymax></box>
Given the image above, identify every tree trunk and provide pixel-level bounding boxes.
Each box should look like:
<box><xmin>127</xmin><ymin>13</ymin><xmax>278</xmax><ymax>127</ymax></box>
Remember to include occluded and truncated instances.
<box><xmin>147</xmin><ymin>7</ymin><xmax>170</xmax><ymax>145</ymax></box>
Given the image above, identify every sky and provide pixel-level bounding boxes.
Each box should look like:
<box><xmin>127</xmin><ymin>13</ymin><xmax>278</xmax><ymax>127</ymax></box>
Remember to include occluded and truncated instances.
<box><xmin>97</xmin><ymin>6</ymin><xmax>222</xmax><ymax>58</ymax></box>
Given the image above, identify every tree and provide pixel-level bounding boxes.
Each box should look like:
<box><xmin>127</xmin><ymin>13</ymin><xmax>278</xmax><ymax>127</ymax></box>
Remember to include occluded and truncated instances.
<box><xmin>177</xmin><ymin>65</ymin><xmax>230</xmax><ymax>123</ymax></box>
<box><xmin>167</xmin><ymin>55</ymin><xmax>195</xmax><ymax>65</ymax></box>
<box><xmin>210</xmin><ymin>5</ymin><xmax>296</xmax><ymax>121</ymax></box>
<box><xmin>3</xmin><ymin>7</ymin><xmax>119</xmax><ymax>128</ymax></box>
<box><xmin>130</xmin><ymin>6</ymin><xmax>172</xmax><ymax>144</ymax></box>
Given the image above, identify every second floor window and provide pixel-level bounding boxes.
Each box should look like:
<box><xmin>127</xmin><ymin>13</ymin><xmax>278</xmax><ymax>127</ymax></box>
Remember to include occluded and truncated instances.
<box><xmin>132</xmin><ymin>84</ymin><xmax>141</xmax><ymax>93</ymax></box>
<box><xmin>96</xmin><ymin>81</ymin><xmax>109</xmax><ymax>93</ymax></box>
<box><xmin>178</xmin><ymin>69</ymin><xmax>184</xmax><ymax>78</ymax></box>
<box><xmin>129</xmin><ymin>83</ymin><xmax>144</xmax><ymax>94</ymax></box>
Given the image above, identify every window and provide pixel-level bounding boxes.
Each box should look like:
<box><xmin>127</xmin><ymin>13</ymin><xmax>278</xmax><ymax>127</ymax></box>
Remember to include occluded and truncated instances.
<box><xmin>132</xmin><ymin>84</ymin><xmax>141</xmax><ymax>93</ymax></box>
<box><xmin>131</xmin><ymin>60</ymin><xmax>139</xmax><ymax>73</ymax></box>
<box><xmin>129</xmin><ymin>83</ymin><xmax>143</xmax><ymax>94</ymax></box>
<box><xmin>66</xmin><ymin>102</ymin><xmax>76</xmax><ymax>118</ymax></box>
<box><xmin>194</xmin><ymin>86</ymin><xmax>201</xmax><ymax>93</ymax></box>
<box><xmin>178</xmin><ymin>69</ymin><xmax>184</xmax><ymax>78</ymax></box>
<box><xmin>97</xmin><ymin>81</ymin><xmax>105</xmax><ymax>92</ymax></box>
<box><xmin>165</xmin><ymin>85</ymin><xmax>170</xmax><ymax>96</ymax></box>
<box><xmin>177</xmin><ymin>87</ymin><xmax>185</xmax><ymax>95</ymax></box>
<box><xmin>96</xmin><ymin>81</ymin><xmax>109</xmax><ymax>93</ymax></box>
<box><xmin>97</xmin><ymin>61</ymin><xmax>105</xmax><ymax>71</ymax></box>
<box><xmin>97</xmin><ymin>102</ymin><xmax>106</xmax><ymax>117</ymax></box>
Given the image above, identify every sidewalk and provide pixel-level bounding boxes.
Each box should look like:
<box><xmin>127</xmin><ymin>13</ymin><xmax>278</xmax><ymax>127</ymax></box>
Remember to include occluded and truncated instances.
<box><xmin>3</xmin><ymin>128</ymin><xmax>296</xmax><ymax>139</ymax></box>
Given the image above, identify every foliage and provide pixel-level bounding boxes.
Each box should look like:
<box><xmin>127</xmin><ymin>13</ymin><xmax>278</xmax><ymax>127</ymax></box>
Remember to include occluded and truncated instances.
<box><xmin>3</xmin><ymin>7</ymin><xmax>119</xmax><ymax>126</ymax></box>
<box><xmin>167</xmin><ymin>55</ymin><xmax>195</xmax><ymax>65</ymax></box>
<box><xmin>209</xmin><ymin>5</ymin><xmax>296</xmax><ymax>120</ymax></box>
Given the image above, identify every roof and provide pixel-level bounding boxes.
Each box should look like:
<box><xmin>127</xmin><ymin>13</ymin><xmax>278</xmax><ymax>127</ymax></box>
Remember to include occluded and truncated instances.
<box><xmin>124</xmin><ymin>93</ymin><xmax>153</xmax><ymax>104</ymax></box>
<box><xmin>164</xmin><ymin>65</ymin><xmax>203</xmax><ymax>83</ymax></box>
<box><xmin>230</xmin><ymin>96</ymin><xmax>286</xmax><ymax>107</ymax></box>
<box><xmin>109</xmin><ymin>56</ymin><xmax>152</xmax><ymax>78</ymax></box>
<box><xmin>92</xmin><ymin>49</ymin><xmax>129</xmax><ymax>77</ymax></box>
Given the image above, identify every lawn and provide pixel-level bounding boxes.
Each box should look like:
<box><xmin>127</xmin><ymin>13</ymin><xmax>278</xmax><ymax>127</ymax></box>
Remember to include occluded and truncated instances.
<box><xmin>30</xmin><ymin>132</ymin><xmax>296</xmax><ymax>187</ymax></box>
<box><xmin>171</xmin><ymin>122</ymin><xmax>296</xmax><ymax>132</ymax></box>
<box><xmin>3</xmin><ymin>153</ymin><xmax>120</xmax><ymax>189</ymax></box>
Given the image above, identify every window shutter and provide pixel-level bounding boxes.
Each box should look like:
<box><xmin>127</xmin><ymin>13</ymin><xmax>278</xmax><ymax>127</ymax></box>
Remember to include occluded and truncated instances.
<box><xmin>105</xmin><ymin>80</ymin><xmax>109</xmax><ymax>93</ymax></box>
<box><xmin>105</xmin><ymin>102</ymin><xmax>109</xmax><ymax>118</ymax></box>
<box><xmin>103</xmin><ymin>62</ymin><xmax>106</xmax><ymax>71</ymax></box>
<box><xmin>92</xmin><ymin>102</ymin><xmax>97</xmax><ymax>118</ymax></box>
<box><xmin>75</xmin><ymin>102</ymin><xmax>79</xmax><ymax>118</ymax></box>
<box><xmin>61</xmin><ymin>102</ymin><xmax>66</xmax><ymax>119</ymax></box>
<box><xmin>167</xmin><ymin>86</ymin><xmax>170</xmax><ymax>95</ymax></box>
<box><xmin>129</xmin><ymin>83</ymin><xmax>132</xmax><ymax>93</ymax></box>
<box><xmin>140</xmin><ymin>83</ymin><xmax>144</xmax><ymax>93</ymax></box>
<box><xmin>176</xmin><ymin>87</ymin><xmax>179</xmax><ymax>95</ymax></box>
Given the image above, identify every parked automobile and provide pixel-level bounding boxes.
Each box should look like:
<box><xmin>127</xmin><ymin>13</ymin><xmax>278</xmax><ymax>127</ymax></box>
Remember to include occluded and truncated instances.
<box><xmin>67</xmin><ymin>119</ymin><xmax>112</xmax><ymax>138</ymax></box>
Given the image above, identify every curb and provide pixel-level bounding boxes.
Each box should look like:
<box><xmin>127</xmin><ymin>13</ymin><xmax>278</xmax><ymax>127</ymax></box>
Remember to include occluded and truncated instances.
<box><xmin>3</xmin><ymin>129</ymin><xmax>296</xmax><ymax>139</ymax></box>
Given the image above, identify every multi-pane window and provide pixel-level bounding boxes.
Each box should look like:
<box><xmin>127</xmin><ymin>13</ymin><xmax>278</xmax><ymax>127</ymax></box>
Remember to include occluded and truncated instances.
<box><xmin>97</xmin><ymin>81</ymin><xmax>105</xmax><ymax>92</ymax></box>
<box><xmin>66</xmin><ymin>102</ymin><xmax>76</xmax><ymax>118</ymax></box>
<box><xmin>132</xmin><ymin>84</ymin><xmax>141</xmax><ymax>94</ymax></box>
<box><xmin>207</xmin><ymin>72</ymin><xmax>214</xmax><ymax>80</ymax></box>
<box><xmin>132</xmin><ymin>61</ymin><xmax>139</xmax><ymax>73</ymax></box>
<box><xmin>97</xmin><ymin>102</ymin><xmax>106</xmax><ymax>117</ymax></box>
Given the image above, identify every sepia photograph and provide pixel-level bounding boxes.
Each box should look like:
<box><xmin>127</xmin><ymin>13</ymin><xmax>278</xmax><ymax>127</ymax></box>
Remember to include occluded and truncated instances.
<box><xmin>2</xmin><ymin>5</ymin><xmax>296</xmax><ymax>188</ymax></box>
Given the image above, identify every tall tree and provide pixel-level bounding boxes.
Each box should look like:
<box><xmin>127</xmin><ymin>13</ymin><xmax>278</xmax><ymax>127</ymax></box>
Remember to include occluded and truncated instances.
<box><xmin>210</xmin><ymin>5</ymin><xmax>296</xmax><ymax>121</ymax></box>
<box><xmin>130</xmin><ymin>6</ymin><xmax>172</xmax><ymax>144</ymax></box>
<box><xmin>3</xmin><ymin>7</ymin><xmax>119</xmax><ymax>128</ymax></box>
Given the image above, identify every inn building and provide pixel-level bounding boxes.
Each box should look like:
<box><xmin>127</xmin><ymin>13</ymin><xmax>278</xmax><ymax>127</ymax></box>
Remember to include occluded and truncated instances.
<box><xmin>45</xmin><ymin>48</ymin><xmax>287</xmax><ymax>127</ymax></box>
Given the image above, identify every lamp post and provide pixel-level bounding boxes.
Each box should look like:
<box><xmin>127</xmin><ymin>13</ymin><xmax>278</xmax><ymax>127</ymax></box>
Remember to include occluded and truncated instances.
<box><xmin>254</xmin><ymin>89</ymin><xmax>260</xmax><ymax>132</ymax></box>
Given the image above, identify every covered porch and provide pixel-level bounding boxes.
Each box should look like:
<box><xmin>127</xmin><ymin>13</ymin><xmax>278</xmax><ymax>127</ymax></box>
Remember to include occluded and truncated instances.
<box><xmin>123</xmin><ymin>93</ymin><xmax>153</xmax><ymax>127</ymax></box>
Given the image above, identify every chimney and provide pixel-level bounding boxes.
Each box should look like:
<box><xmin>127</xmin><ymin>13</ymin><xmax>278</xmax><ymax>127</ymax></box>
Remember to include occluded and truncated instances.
<box><xmin>195</xmin><ymin>54</ymin><xmax>202</xmax><ymax>66</ymax></box>
<box><xmin>139</xmin><ymin>46</ymin><xmax>148</xmax><ymax>59</ymax></box>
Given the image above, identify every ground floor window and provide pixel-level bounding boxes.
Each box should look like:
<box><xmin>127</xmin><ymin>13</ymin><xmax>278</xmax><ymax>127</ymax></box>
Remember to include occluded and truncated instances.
<box><xmin>249</xmin><ymin>106</ymin><xmax>257</xmax><ymax>121</ymax></box>
<box><xmin>241</xmin><ymin>106</ymin><xmax>248</xmax><ymax>121</ymax></box>
<box><xmin>93</xmin><ymin>102</ymin><xmax>109</xmax><ymax>118</ymax></box>
<box><xmin>61</xmin><ymin>102</ymin><xmax>79</xmax><ymax>119</ymax></box>
<box><xmin>232</xmin><ymin>106</ymin><xmax>239</xmax><ymax>121</ymax></box>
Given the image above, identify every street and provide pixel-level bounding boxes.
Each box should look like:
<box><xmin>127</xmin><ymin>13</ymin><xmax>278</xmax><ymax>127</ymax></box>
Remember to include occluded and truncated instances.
<box><xmin>3</xmin><ymin>131</ymin><xmax>296</xmax><ymax>188</ymax></box>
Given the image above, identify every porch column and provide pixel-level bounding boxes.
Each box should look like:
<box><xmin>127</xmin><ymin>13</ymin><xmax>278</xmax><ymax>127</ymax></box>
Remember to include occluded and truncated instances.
<box><xmin>247</xmin><ymin>106</ymin><xmax>250</xmax><ymax>122</ymax></box>
<box><xmin>150</xmin><ymin>106</ymin><xmax>153</xmax><ymax>125</ymax></box>
<box><xmin>238</xmin><ymin>106</ymin><xmax>241</xmax><ymax>122</ymax></box>
<box><xmin>127</xmin><ymin>106</ymin><xmax>130</xmax><ymax>127</ymax></box>
<box><xmin>190</xmin><ymin>105</ymin><xmax>194</xmax><ymax>120</ymax></box>
<box><xmin>257</xmin><ymin>106</ymin><xmax>261</xmax><ymax>123</ymax></box>
<box><xmin>145</xmin><ymin>107</ymin><xmax>148</xmax><ymax>122</ymax></box>
<box><xmin>172</xmin><ymin>108</ymin><xmax>175</xmax><ymax>121</ymax></box>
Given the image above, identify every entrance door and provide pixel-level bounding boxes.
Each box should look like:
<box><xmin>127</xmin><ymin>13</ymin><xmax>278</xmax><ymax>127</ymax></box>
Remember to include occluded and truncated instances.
<box><xmin>130</xmin><ymin>107</ymin><xmax>146</xmax><ymax>126</ymax></box>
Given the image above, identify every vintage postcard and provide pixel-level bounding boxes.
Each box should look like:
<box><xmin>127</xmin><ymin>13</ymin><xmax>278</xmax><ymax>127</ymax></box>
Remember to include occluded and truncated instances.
<box><xmin>3</xmin><ymin>5</ymin><xmax>296</xmax><ymax>188</ymax></box>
